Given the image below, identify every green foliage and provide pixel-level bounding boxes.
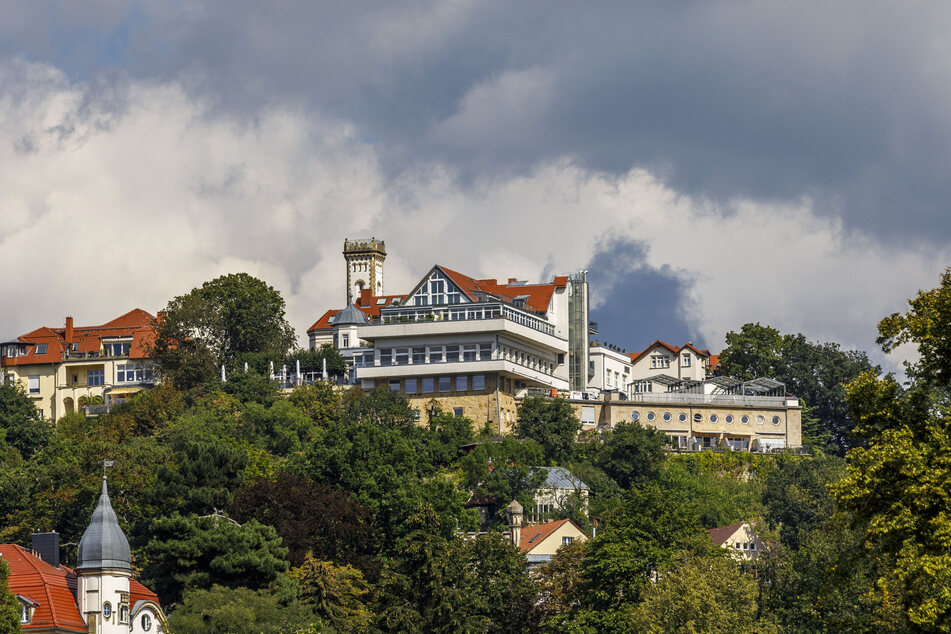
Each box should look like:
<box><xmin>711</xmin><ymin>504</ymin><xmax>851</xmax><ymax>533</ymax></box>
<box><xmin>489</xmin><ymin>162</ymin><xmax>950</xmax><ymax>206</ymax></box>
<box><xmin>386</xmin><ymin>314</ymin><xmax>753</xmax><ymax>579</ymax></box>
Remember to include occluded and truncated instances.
<box><xmin>289</xmin><ymin>553</ymin><xmax>372</xmax><ymax>632</ymax></box>
<box><xmin>515</xmin><ymin>396</ymin><xmax>581</xmax><ymax>464</ymax></box>
<box><xmin>763</xmin><ymin>453</ymin><xmax>843</xmax><ymax>549</ymax></box>
<box><xmin>426</xmin><ymin>410</ymin><xmax>476</xmax><ymax>469</ymax></box>
<box><xmin>535</xmin><ymin>538</ymin><xmax>587</xmax><ymax>631</ymax></box>
<box><xmin>720</xmin><ymin>322</ymin><xmax>877</xmax><ymax>455</ymax></box>
<box><xmin>153</xmin><ymin>273</ymin><xmax>296</xmax><ymax>389</ymax></box>
<box><xmin>460</xmin><ymin>436</ymin><xmax>545</xmax><ymax>524</ymax></box>
<box><xmin>220</xmin><ymin>369</ymin><xmax>280</xmax><ymax>406</ymax></box>
<box><xmin>229</xmin><ymin>473</ymin><xmax>379</xmax><ymax>573</ymax></box>
<box><xmin>286</xmin><ymin>345</ymin><xmax>348</xmax><ymax>377</ymax></box>
<box><xmin>575</xmin><ymin>482</ymin><xmax>715</xmax><ymax>629</ymax></box>
<box><xmin>629</xmin><ymin>552</ymin><xmax>764</xmax><ymax>633</ymax></box>
<box><xmin>166</xmin><ymin>584</ymin><xmax>320</xmax><ymax>633</ymax></box>
<box><xmin>342</xmin><ymin>385</ymin><xmax>417</xmax><ymax>428</ymax></box>
<box><xmin>0</xmin><ymin>382</ymin><xmax>50</xmax><ymax>458</ymax></box>
<box><xmin>594</xmin><ymin>421</ymin><xmax>667</xmax><ymax>489</ymax></box>
<box><xmin>0</xmin><ymin>558</ymin><xmax>21</xmax><ymax>634</ymax></box>
<box><xmin>140</xmin><ymin>512</ymin><xmax>289</xmax><ymax>606</ymax></box>
<box><xmin>288</xmin><ymin>381</ymin><xmax>340</xmax><ymax>426</ymax></box>
<box><xmin>878</xmin><ymin>266</ymin><xmax>951</xmax><ymax>388</ymax></box>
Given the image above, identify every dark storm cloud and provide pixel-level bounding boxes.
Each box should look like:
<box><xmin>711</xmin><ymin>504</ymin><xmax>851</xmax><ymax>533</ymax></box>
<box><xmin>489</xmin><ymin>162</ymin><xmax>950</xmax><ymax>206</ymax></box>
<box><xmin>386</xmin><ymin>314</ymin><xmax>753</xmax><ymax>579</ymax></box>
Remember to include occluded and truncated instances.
<box><xmin>2</xmin><ymin>1</ymin><xmax>950</xmax><ymax>241</ymax></box>
<box><xmin>586</xmin><ymin>238</ymin><xmax>699</xmax><ymax>354</ymax></box>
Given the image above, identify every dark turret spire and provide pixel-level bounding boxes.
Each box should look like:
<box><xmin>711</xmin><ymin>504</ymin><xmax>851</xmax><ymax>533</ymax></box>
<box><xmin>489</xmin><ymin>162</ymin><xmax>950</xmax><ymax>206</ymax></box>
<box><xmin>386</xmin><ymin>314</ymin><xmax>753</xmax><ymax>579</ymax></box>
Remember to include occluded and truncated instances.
<box><xmin>77</xmin><ymin>476</ymin><xmax>131</xmax><ymax>571</ymax></box>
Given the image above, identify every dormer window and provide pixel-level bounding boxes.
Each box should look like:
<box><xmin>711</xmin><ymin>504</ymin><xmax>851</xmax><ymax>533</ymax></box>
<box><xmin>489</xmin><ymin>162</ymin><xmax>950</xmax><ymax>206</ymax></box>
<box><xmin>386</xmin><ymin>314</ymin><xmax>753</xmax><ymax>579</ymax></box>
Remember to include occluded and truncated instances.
<box><xmin>16</xmin><ymin>597</ymin><xmax>38</xmax><ymax>625</ymax></box>
<box><xmin>34</xmin><ymin>343</ymin><xmax>47</xmax><ymax>355</ymax></box>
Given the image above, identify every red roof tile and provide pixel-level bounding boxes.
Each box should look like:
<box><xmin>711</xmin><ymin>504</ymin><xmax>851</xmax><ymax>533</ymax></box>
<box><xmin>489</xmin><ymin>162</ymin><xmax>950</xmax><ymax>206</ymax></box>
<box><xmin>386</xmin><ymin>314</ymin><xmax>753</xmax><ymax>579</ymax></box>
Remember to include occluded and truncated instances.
<box><xmin>0</xmin><ymin>544</ymin><xmax>86</xmax><ymax>632</ymax></box>
<box><xmin>629</xmin><ymin>340</ymin><xmax>711</xmax><ymax>364</ymax></box>
<box><xmin>519</xmin><ymin>519</ymin><xmax>573</xmax><ymax>553</ymax></box>
<box><xmin>129</xmin><ymin>578</ymin><xmax>160</xmax><ymax>605</ymax></box>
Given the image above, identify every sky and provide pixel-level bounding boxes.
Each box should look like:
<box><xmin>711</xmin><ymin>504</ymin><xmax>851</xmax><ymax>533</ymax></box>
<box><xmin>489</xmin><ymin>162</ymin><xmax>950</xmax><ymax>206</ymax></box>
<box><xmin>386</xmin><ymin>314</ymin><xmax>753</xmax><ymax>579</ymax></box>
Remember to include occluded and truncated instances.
<box><xmin>1</xmin><ymin>1</ymin><xmax>949</xmax><ymax>372</ymax></box>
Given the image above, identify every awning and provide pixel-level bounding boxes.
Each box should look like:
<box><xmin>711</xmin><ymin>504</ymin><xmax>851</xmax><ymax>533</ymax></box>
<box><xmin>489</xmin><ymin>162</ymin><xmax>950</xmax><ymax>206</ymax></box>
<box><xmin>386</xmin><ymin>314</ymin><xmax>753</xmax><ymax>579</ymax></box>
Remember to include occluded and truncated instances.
<box><xmin>104</xmin><ymin>387</ymin><xmax>144</xmax><ymax>396</ymax></box>
<box><xmin>755</xmin><ymin>438</ymin><xmax>786</xmax><ymax>450</ymax></box>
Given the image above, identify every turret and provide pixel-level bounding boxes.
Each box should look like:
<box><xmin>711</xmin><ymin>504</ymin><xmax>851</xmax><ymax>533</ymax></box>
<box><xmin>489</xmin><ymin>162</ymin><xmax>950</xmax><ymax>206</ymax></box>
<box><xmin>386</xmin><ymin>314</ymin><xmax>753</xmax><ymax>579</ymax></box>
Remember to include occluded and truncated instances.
<box><xmin>507</xmin><ymin>500</ymin><xmax>524</xmax><ymax>549</ymax></box>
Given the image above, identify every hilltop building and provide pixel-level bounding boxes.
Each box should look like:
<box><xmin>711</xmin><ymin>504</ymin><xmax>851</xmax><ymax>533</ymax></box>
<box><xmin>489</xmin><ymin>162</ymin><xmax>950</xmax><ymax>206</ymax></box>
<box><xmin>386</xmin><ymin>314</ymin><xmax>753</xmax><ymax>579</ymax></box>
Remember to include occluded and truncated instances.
<box><xmin>1</xmin><ymin>310</ymin><xmax>158</xmax><ymax>421</ymax></box>
<box><xmin>707</xmin><ymin>522</ymin><xmax>766</xmax><ymax>560</ymax></box>
<box><xmin>306</xmin><ymin>239</ymin><xmax>802</xmax><ymax>449</ymax></box>
<box><xmin>1</xmin><ymin>477</ymin><xmax>166</xmax><ymax>632</ymax></box>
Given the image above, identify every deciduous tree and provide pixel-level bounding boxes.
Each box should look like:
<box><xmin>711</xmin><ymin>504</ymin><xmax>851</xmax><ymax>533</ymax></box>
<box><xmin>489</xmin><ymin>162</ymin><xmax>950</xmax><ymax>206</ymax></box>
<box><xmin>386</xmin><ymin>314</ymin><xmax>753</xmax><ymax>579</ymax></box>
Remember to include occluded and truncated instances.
<box><xmin>515</xmin><ymin>396</ymin><xmax>580</xmax><ymax>464</ymax></box>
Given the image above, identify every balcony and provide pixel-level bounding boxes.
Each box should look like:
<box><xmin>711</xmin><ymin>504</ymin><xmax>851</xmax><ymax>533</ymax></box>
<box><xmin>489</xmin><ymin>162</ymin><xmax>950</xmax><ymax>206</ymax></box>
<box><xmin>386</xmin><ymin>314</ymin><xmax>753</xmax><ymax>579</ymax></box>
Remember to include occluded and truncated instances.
<box><xmin>357</xmin><ymin>358</ymin><xmax>569</xmax><ymax>390</ymax></box>
<box><xmin>370</xmin><ymin>302</ymin><xmax>558</xmax><ymax>338</ymax></box>
<box><xmin>628</xmin><ymin>392</ymin><xmax>793</xmax><ymax>408</ymax></box>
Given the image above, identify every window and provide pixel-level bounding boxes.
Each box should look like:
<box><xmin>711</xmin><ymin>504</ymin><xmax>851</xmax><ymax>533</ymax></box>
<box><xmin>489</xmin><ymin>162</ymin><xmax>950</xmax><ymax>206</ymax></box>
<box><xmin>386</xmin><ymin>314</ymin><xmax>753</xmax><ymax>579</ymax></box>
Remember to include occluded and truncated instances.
<box><xmin>376</xmin><ymin>298</ymin><xmax>387</xmax><ymax>305</ymax></box>
<box><xmin>462</xmin><ymin>345</ymin><xmax>478</xmax><ymax>362</ymax></box>
<box><xmin>646</xmin><ymin>411</ymin><xmax>656</xmax><ymax>421</ymax></box>
<box><xmin>631</xmin><ymin>411</ymin><xmax>640</xmax><ymax>421</ymax></box>
<box><xmin>678</xmin><ymin>413</ymin><xmax>687</xmax><ymax>422</ymax></box>
<box><xmin>119</xmin><ymin>605</ymin><xmax>129</xmax><ymax>624</ymax></box>
<box><xmin>453</xmin><ymin>407</ymin><xmax>463</xmax><ymax>416</ymax></box>
<box><xmin>20</xmin><ymin>603</ymin><xmax>30</xmax><ymax>624</ymax></box>
<box><xmin>562</xmin><ymin>536</ymin><xmax>574</xmax><ymax>545</ymax></box>
<box><xmin>422</xmin><ymin>378</ymin><xmax>435</xmax><ymax>393</ymax></box>
<box><xmin>693</xmin><ymin>413</ymin><xmax>702</xmax><ymax>423</ymax></box>
<box><xmin>756</xmin><ymin>415</ymin><xmax>765</xmax><ymax>425</ymax></box>
<box><xmin>406</xmin><ymin>379</ymin><xmax>418</xmax><ymax>394</ymax></box>
<box><xmin>379</xmin><ymin>349</ymin><xmax>392</xmax><ymax>366</ymax></box>
<box><xmin>438</xmin><ymin>377</ymin><xmax>451</xmax><ymax>392</ymax></box>
<box><xmin>456</xmin><ymin>375</ymin><xmax>468</xmax><ymax>391</ymax></box>
<box><xmin>682</xmin><ymin>353</ymin><xmax>691</xmax><ymax>367</ymax></box>
<box><xmin>581</xmin><ymin>405</ymin><xmax>596</xmax><ymax>424</ymax></box>
<box><xmin>725</xmin><ymin>415</ymin><xmax>734</xmax><ymax>424</ymax></box>
<box><xmin>389</xmin><ymin>380</ymin><xmax>401</xmax><ymax>392</ymax></box>
<box><xmin>341</xmin><ymin>334</ymin><xmax>349</xmax><ymax>348</ymax></box>
<box><xmin>479</xmin><ymin>343</ymin><xmax>492</xmax><ymax>360</ymax></box>
<box><xmin>116</xmin><ymin>364</ymin><xmax>145</xmax><ymax>383</ymax></box>
<box><xmin>105</xmin><ymin>342</ymin><xmax>130</xmax><ymax>356</ymax></box>
<box><xmin>141</xmin><ymin>613</ymin><xmax>152</xmax><ymax>631</ymax></box>
<box><xmin>772</xmin><ymin>416</ymin><xmax>781</xmax><ymax>425</ymax></box>
<box><xmin>429</xmin><ymin>347</ymin><xmax>444</xmax><ymax>363</ymax></box>
<box><xmin>28</xmin><ymin>376</ymin><xmax>39</xmax><ymax>394</ymax></box>
<box><xmin>741</xmin><ymin>415</ymin><xmax>750</xmax><ymax>425</ymax></box>
<box><xmin>710</xmin><ymin>414</ymin><xmax>718</xmax><ymax>423</ymax></box>
<box><xmin>650</xmin><ymin>354</ymin><xmax>670</xmax><ymax>369</ymax></box>
<box><xmin>35</xmin><ymin>343</ymin><xmax>47</xmax><ymax>355</ymax></box>
<box><xmin>88</xmin><ymin>369</ymin><xmax>104</xmax><ymax>386</ymax></box>
<box><xmin>750</xmin><ymin>542</ymin><xmax>757</xmax><ymax>551</ymax></box>
<box><xmin>472</xmin><ymin>375</ymin><xmax>485</xmax><ymax>390</ymax></box>
<box><xmin>413</xmin><ymin>347</ymin><xmax>426</xmax><ymax>364</ymax></box>
<box><xmin>445</xmin><ymin>345</ymin><xmax>459</xmax><ymax>362</ymax></box>
<box><xmin>103</xmin><ymin>602</ymin><xmax>112</xmax><ymax>619</ymax></box>
<box><xmin>394</xmin><ymin>348</ymin><xmax>409</xmax><ymax>365</ymax></box>
<box><xmin>662</xmin><ymin>412</ymin><xmax>671</xmax><ymax>422</ymax></box>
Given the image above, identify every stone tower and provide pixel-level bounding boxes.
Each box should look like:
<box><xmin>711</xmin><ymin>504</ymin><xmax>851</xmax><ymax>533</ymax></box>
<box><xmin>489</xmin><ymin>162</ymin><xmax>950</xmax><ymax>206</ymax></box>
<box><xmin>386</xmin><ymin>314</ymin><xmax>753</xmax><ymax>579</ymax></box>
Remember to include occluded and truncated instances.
<box><xmin>343</xmin><ymin>238</ymin><xmax>386</xmax><ymax>303</ymax></box>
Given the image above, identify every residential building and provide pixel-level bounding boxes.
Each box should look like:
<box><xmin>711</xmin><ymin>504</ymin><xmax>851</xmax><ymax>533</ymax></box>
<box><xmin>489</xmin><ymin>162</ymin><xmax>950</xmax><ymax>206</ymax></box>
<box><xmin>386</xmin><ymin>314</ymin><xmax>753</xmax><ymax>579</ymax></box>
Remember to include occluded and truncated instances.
<box><xmin>2</xmin><ymin>477</ymin><xmax>167</xmax><ymax>632</ymax></box>
<box><xmin>529</xmin><ymin>467</ymin><xmax>590</xmax><ymax>522</ymax></box>
<box><xmin>629</xmin><ymin>340</ymin><xmax>712</xmax><ymax>388</ymax></box>
<box><xmin>507</xmin><ymin>500</ymin><xmax>587</xmax><ymax>567</ymax></box>
<box><xmin>587</xmin><ymin>342</ymin><xmax>634</xmax><ymax>398</ymax></box>
<box><xmin>1</xmin><ymin>310</ymin><xmax>158</xmax><ymax>421</ymax></box>
<box><xmin>308</xmin><ymin>248</ymin><xmax>592</xmax><ymax>432</ymax></box>
<box><xmin>707</xmin><ymin>522</ymin><xmax>766</xmax><ymax>560</ymax></box>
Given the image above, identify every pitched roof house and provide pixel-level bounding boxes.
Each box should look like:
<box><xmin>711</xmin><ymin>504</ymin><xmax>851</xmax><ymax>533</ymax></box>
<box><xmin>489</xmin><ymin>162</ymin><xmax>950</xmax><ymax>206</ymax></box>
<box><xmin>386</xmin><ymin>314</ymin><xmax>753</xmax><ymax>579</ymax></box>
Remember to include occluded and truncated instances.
<box><xmin>707</xmin><ymin>522</ymin><xmax>766</xmax><ymax>560</ymax></box>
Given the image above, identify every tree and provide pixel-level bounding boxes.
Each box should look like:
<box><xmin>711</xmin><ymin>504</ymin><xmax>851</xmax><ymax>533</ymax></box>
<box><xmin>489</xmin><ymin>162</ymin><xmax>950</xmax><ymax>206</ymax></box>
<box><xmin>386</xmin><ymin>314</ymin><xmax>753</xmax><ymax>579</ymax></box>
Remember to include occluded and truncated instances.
<box><xmin>515</xmin><ymin>397</ymin><xmax>581</xmax><ymax>464</ymax></box>
<box><xmin>0</xmin><ymin>558</ymin><xmax>21</xmax><ymax>634</ymax></box>
<box><xmin>289</xmin><ymin>553</ymin><xmax>372</xmax><ymax>632</ymax></box>
<box><xmin>153</xmin><ymin>273</ymin><xmax>296</xmax><ymax>389</ymax></box>
<box><xmin>286</xmin><ymin>346</ymin><xmax>347</xmax><ymax>378</ymax></box>
<box><xmin>763</xmin><ymin>454</ymin><xmax>843</xmax><ymax>550</ymax></box>
<box><xmin>166</xmin><ymin>584</ymin><xmax>321</xmax><ymax>633</ymax></box>
<box><xmin>594</xmin><ymin>421</ymin><xmax>667</xmax><ymax>490</ymax></box>
<box><xmin>0</xmin><ymin>382</ymin><xmax>50</xmax><ymax>458</ymax></box>
<box><xmin>288</xmin><ymin>381</ymin><xmax>340</xmax><ymax>426</ymax></box>
<box><xmin>535</xmin><ymin>538</ymin><xmax>587</xmax><ymax>631</ymax></box>
<box><xmin>720</xmin><ymin>322</ymin><xmax>877</xmax><ymax>454</ymax></box>
<box><xmin>878</xmin><ymin>266</ymin><xmax>951</xmax><ymax>388</ymax></box>
<box><xmin>629</xmin><ymin>552</ymin><xmax>763</xmax><ymax>633</ymax></box>
<box><xmin>139</xmin><ymin>512</ymin><xmax>289</xmax><ymax>606</ymax></box>
<box><xmin>460</xmin><ymin>436</ymin><xmax>545</xmax><ymax>525</ymax></box>
<box><xmin>229</xmin><ymin>473</ymin><xmax>379</xmax><ymax>573</ymax></box>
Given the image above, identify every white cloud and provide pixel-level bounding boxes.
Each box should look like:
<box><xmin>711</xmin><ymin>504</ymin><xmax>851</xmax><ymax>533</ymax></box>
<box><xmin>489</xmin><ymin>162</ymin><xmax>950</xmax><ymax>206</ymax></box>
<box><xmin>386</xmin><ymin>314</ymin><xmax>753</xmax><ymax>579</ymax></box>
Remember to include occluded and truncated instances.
<box><xmin>0</xmin><ymin>58</ymin><xmax>943</xmax><ymax>376</ymax></box>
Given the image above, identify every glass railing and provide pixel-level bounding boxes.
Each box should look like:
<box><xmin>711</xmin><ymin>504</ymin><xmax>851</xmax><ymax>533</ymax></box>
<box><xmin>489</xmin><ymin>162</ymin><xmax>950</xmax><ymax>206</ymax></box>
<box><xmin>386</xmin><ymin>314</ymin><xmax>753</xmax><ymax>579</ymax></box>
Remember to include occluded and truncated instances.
<box><xmin>369</xmin><ymin>302</ymin><xmax>557</xmax><ymax>337</ymax></box>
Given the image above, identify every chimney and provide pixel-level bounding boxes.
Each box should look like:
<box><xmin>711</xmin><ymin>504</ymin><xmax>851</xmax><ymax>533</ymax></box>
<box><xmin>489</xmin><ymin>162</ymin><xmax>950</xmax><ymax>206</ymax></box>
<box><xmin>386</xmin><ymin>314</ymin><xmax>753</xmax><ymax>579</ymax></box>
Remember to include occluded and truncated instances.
<box><xmin>359</xmin><ymin>288</ymin><xmax>373</xmax><ymax>306</ymax></box>
<box><xmin>32</xmin><ymin>531</ymin><xmax>60</xmax><ymax>568</ymax></box>
<box><xmin>65</xmin><ymin>316</ymin><xmax>74</xmax><ymax>343</ymax></box>
<box><xmin>507</xmin><ymin>278</ymin><xmax>518</xmax><ymax>284</ymax></box>
<box><xmin>156</xmin><ymin>311</ymin><xmax>166</xmax><ymax>324</ymax></box>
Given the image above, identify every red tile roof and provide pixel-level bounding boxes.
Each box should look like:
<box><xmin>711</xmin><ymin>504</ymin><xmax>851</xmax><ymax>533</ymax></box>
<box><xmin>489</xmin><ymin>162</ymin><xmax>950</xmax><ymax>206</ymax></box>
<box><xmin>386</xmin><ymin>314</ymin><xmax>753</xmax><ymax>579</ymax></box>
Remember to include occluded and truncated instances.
<box><xmin>130</xmin><ymin>578</ymin><xmax>160</xmax><ymax>605</ymax></box>
<box><xmin>519</xmin><ymin>519</ymin><xmax>573</xmax><ymax>553</ymax></box>
<box><xmin>629</xmin><ymin>340</ymin><xmax>712</xmax><ymax>364</ymax></box>
<box><xmin>706</xmin><ymin>522</ymin><xmax>747</xmax><ymax>546</ymax></box>
<box><xmin>0</xmin><ymin>544</ymin><xmax>86</xmax><ymax>632</ymax></box>
<box><xmin>2</xmin><ymin>310</ymin><xmax>156</xmax><ymax>367</ymax></box>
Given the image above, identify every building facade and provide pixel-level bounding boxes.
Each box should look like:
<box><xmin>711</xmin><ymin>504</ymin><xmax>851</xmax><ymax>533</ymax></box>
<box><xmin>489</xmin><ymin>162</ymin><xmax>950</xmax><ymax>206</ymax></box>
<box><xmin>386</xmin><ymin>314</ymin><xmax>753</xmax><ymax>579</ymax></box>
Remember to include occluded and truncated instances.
<box><xmin>1</xmin><ymin>310</ymin><xmax>158</xmax><ymax>421</ymax></box>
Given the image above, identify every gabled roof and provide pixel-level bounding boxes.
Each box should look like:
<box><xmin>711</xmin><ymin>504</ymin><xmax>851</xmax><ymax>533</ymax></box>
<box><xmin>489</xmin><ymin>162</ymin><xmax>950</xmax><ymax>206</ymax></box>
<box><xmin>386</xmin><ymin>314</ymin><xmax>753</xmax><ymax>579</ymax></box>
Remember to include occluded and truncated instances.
<box><xmin>2</xmin><ymin>310</ymin><xmax>157</xmax><ymax>367</ymax></box>
<box><xmin>307</xmin><ymin>293</ymin><xmax>407</xmax><ymax>333</ymax></box>
<box><xmin>0</xmin><ymin>544</ymin><xmax>87</xmax><ymax>632</ymax></box>
<box><xmin>629</xmin><ymin>340</ymin><xmax>711</xmax><ymax>364</ymax></box>
<box><xmin>536</xmin><ymin>467</ymin><xmax>589</xmax><ymax>491</ymax></box>
<box><xmin>519</xmin><ymin>518</ymin><xmax>583</xmax><ymax>553</ymax></box>
<box><xmin>438</xmin><ymin>265</ymin><xmax>565</xmax><ymax>314</ymax></box>
<box><xmin>707</xmin><ymin>522</ymin><xmax>749</xmax><ymax>546</ymax></box>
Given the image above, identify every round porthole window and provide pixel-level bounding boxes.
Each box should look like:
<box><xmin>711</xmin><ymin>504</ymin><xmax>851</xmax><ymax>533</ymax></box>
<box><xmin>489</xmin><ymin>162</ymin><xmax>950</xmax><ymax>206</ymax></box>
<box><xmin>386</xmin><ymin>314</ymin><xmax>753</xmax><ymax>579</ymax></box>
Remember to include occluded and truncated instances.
<box><xmin>103</xmin><ymin>603</ymin><xmax>112</xmax><ymax>619</ymax></box>
<box><xmin>741</xmin><ymin>415</ymin><xmax>750</xmax><ymax>425</ymax></box>
<box><xmin>678</xmin><ymin>413</ymin><xmax>687</xmax><ymax>422</ymax></box>
<box><xmin>693</xmin><ymin>413</ymin><xmax>702</xmax><ymax>423</ymax></box>
<box><xmin>663</xmin><ymin>412</ymin><xmax>672</xmax><ymax>422</ymax></box>
<box><xmin>725</xmin><ymin>415</ymin><xmax>734</xmax><ymax>424</ymax></box>
<box><xmin>142</xmin><ymin>614</ymin><xmax>152</xmax><ymax>631</ymax></box>
<box><xmin>631</xmin><ymin>411</ymin><xmax>640</xmax><ymax>421</ymax></box>
<box><xmin>646</xmin><ymin>411</ymin><xmax>656</xmax><ymax>421</ymax></box>
<box><xmin>772</xmin><ymin>416</ymin><xmax>781</xmax><ymax>425</ymax></box>
<box><xmin>756</xmin><ymin>415</ymin><xmax>765</xmax><ymax>425</ymax></box>
<box><xmin>710</xmin><ymin>414</ymin><xmax>718</xmax><ymax>423</ymax></box>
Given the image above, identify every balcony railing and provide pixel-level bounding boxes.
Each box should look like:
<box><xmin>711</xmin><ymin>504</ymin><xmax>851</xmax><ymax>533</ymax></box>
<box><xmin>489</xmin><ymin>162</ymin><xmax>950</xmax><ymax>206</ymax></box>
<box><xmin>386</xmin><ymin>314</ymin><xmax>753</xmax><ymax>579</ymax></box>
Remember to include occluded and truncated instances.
<box><xmin>370</xmin><ymin>302</ymin><xmax>557</xmax><ymax>337</ymax></box>
<box><xmin>628</xmin><ymin>392</ymin><xmax>792</xmax><ymax>408</ymax></box>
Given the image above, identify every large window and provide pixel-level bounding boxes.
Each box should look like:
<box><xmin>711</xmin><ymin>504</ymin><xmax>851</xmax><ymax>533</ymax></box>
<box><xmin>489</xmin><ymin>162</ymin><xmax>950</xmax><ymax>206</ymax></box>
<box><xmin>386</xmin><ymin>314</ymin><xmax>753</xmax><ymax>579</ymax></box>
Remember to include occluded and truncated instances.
<box><xmin>35</xmin><ymin>343</ymin><xmax>47</xmax><ymax>355</ymax></box>
<box><xmin>116</xmin><ymin>364</ymin><xmax>151</xmax><ymax>383</ymax></box>
<box><xmin>463</xmin><ymin>345</ymin><xmax>477</xmax><ymax>362</ymax></box>
<box><xmin>429</xmin><ymin>347</ymin><xmax>444</xmax><ymax>363</ymax></box>
<box><xmin>682</xmin><ymin>353</ymin><xmax>691</xmax><ymax>367</ymax></box>
<box><xmin>472</xmin><ymin>375</ymin><xmax>485</xmax><ymax>390</ymax></box>
<box><xmin>650</xmin><ymin>354</ymin><xmax>669</xmax><ymax>369</ymax></box>
<box><xmin>28</xmin><ymin>376</ymin><xmax>39</xmax><ymax>394</ymax></box>
<box><xmin>422</xmin><ymin>378</ymin><xmax>435</xmax><ymax>393</ymax></box>
<box><xmin>405</xmin><ymin>378</ymin><xmax>418</xmax><ymax>394</ymax></box>
<box><xmin>456</xmin><ymin>375</ymin><xmax>468</xmax><ymax>391</ymax></box>
<box><xmin>394</xmin><ymin>348</ymin><xmax>409</xmax><ymax>365</ymax></box>
<box><xmin>413</xmin><ymin>347</ymin><xmax>426</xmax><ymax>364</ymax></box>
<box><xmin>479</xmin><ymin>343</ymin><xmax>492</xmax><ymax>360</ymax></box>
<box><xmin>389</xmin><ymin>380</ymin><xmax>401</xmax><ymax>392</ymax></box>
<box><xmin>445</xmin><ymin>345</ymin><xmax>459</xmax><ymax>363</ymax></box>
<box><xmin>88</xmin><ymin>369</ymin><xmax>104</xmax><ymax>386</ymax></box>
<box><xmin>438</xmin><ymin>377</ymin><xmax>451</xmax><ymax>392</ymax></box>
<box><xmin>379</xmin><ymin>349</ymin><xmax>392</xmax><ymax>366</ymax></box>
<box><xmin>105</xmin><ymin>342</ymin><xmax>131</xmax><ymax>357</ymax></box>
